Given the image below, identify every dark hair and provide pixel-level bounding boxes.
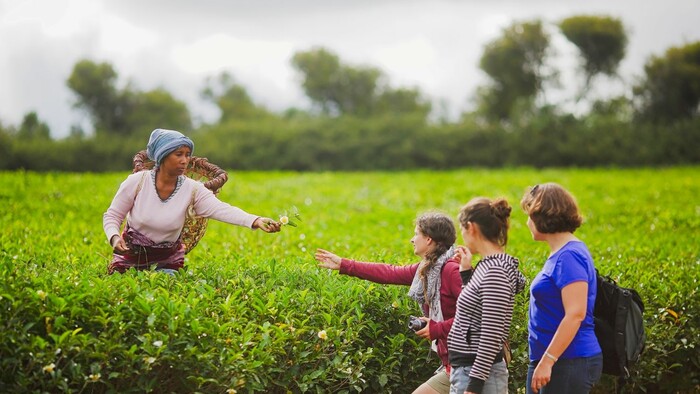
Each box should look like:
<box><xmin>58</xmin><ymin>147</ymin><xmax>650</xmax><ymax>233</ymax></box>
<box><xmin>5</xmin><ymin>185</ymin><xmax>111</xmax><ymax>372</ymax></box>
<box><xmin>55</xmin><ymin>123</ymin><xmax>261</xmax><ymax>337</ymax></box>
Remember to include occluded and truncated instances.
<box><xmin>458</xmin><ymin>197</ymin><xmax>512</xmax><ymax>246</ymax></box>
<box><xmin>416</xmin><ymin>212</ymin><xmax>457</xmax><ymax>285</ymax></box>
<box><xmin>520</xmin><ymin>183</ymin><xmax>582</xmax><ymax>233</ymax></box>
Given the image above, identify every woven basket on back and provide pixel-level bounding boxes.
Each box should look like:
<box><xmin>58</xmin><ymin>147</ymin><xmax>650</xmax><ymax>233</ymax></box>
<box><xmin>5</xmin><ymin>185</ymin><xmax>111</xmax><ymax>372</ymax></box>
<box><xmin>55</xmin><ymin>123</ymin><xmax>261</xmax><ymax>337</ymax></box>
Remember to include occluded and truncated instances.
<box><xmin>132</xmin><ymin>150</ymin><xmax>228</xmax><ymax>254</ymax></box>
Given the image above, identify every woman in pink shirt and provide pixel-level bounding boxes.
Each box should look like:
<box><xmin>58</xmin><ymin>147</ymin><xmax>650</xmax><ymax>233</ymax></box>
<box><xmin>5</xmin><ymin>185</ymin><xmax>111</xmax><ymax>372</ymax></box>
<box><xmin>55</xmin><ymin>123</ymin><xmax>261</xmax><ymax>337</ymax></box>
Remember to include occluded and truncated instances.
<box><xmin>315</xmin><ymin>212</ymin><xmax>462</xmax><ymax>394</ymax></box>
<box><xmin>103</xmin><ymin>128</ymin><xmax>280</xmax><ymax>274</ymax></box>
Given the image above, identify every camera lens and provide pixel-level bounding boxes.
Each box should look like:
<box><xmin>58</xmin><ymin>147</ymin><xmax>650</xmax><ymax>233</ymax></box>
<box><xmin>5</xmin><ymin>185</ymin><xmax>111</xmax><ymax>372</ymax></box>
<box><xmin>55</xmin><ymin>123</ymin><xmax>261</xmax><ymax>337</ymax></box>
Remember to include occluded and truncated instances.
<box><xmin>408</xmin><ymin>316</ymin><xmax>427</xmax><ymax>331</ymax></box>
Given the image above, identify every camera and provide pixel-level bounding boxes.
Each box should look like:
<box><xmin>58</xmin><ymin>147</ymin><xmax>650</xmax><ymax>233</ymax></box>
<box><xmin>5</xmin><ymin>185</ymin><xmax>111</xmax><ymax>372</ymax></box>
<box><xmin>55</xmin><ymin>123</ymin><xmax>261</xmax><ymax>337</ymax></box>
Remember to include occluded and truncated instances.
<box><xmin>408</xmin><ymin>315</ymin><xmax>427</xmax><ymax>331</ymax></box>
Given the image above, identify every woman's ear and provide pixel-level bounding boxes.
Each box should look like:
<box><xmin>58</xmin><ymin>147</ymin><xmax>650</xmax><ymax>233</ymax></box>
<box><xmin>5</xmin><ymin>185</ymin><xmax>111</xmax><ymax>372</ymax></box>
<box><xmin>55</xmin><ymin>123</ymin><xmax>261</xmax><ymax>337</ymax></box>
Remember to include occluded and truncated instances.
<box><xmin>468</xmin><ymin>222</ymin><xmax>480</xmax><ymax>236</ymax></box>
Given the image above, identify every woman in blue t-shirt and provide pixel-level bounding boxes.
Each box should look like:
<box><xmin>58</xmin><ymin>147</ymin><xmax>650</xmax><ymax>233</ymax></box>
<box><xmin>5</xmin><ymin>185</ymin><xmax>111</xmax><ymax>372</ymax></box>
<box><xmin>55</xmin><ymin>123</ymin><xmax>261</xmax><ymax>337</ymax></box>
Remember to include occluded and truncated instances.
<box><xmin>520</xmin><ymin>183</ymin><xmax>603</xmax><ymax>394</ymax></box>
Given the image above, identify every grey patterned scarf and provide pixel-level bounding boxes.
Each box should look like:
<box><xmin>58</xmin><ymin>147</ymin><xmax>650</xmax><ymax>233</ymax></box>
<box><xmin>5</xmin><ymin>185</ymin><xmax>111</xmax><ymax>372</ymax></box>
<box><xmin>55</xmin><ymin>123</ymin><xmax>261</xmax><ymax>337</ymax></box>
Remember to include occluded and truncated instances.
<box><xmin>407</xmin><ymin>246</ymin><xmax>455</xmax><ymax>322</ymax></box>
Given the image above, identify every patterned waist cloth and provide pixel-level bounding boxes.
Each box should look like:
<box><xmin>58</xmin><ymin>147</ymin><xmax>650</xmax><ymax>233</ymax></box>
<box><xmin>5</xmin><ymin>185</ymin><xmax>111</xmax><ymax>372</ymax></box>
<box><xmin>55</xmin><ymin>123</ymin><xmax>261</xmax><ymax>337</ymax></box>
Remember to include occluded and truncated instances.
<box><xmin>108</xmin><ymin>225</ymin><xmax>185</xmax><ymax>274</ymax></box>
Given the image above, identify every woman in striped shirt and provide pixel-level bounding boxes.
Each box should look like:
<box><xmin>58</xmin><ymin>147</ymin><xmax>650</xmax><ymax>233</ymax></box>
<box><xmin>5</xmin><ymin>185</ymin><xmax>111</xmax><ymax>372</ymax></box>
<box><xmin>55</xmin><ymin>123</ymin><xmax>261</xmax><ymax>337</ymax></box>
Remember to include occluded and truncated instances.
<box><xmin>447</xmin><ymin>197</ymin><xmax>526</xmax><ymax>394</ymax></box>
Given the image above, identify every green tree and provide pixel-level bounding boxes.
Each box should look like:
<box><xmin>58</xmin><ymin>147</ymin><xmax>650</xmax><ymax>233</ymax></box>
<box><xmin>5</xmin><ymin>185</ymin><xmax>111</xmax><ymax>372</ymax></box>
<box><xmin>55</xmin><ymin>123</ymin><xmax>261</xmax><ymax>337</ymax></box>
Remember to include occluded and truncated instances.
<box><xmin>292</xmin><ymin>47</ymin><xmax>381</xmax><ymax>116</ymax></box>
<box><xmin>67</xmin><ymin>59</ymin><xmax>193</xmax><ymax>136</ymax></box>
<box><xmin>66</xmin><ymin>59</ymin><xmax>129</xmax><ymax>134</ymax></box>
<box><xmin>559</xmin><ymin>15</ymin><xmax>628</xmax><ymax>99</ymax></box>
<box><xmin>291</xmin><ymin>47</ymin><xmax>431</xmax><ymax>119</ymax></box>
<box><xmin>476</xmin><ymin>20</ymin><xmax>552</xmax><ymax>122</ymax></box>
<box><xmin>124</xmin><ymin>88</ymin><xmax>192</xmax><ymax>134</ymax></box>
<box><xmin>375</xmin><ymin>87</ymin><xmax>432</xmax><ymax>119</ymax></box>
<box><xmin>0</xmin><ymin>121</ymin><xmax>13</xmax><ymax>168</ymax></box>
<box><xmin>634</xmin><ymin>41</ymin><xmax>700</xmax><ymax>122</ymax></box>
<box><xmin>201</xmin><ymin>72</ymin><xmax>270</xmax><ymax>122</ymax></box>
<box><xmin>15</xmin><ymin>112</ymin><xmax>51</xmax><ymax>140</ymax></box>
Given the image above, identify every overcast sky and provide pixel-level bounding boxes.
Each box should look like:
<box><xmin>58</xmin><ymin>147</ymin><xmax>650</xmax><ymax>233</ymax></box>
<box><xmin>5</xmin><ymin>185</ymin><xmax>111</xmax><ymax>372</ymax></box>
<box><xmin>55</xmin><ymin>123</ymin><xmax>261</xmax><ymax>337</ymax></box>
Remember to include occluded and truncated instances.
<box><xmin>1</xmin><ymin>0</ymin><xmax>698</xmax><ymax>138</ymax></box>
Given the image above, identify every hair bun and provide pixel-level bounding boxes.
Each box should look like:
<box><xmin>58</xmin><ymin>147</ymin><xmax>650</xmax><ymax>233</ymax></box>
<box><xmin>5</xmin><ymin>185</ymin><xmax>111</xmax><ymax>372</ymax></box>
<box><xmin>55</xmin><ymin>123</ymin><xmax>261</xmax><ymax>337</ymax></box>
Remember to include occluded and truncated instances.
<box><xmin>490</xmin><ymin>198</ymin><xmax>512</xmax><ymax>219</ymax></box>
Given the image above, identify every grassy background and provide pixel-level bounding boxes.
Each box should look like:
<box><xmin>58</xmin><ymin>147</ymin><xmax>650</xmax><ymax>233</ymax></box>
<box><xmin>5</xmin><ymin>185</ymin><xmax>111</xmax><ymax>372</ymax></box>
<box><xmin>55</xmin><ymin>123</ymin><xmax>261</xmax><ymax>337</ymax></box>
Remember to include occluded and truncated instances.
<box><xmin>1</xmin><ymin>168</ymin><xmax>698</xmax><ymax>393</ymax></box>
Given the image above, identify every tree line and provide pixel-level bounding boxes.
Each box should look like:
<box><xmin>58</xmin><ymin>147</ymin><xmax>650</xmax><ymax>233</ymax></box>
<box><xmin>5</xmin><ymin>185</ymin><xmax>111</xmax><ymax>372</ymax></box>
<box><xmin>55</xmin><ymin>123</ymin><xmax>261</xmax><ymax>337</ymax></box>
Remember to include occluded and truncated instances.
<box><xmin>1</xmin><ymin>15</ymin><xmax>699</xmax><ymax>171</ymax></box>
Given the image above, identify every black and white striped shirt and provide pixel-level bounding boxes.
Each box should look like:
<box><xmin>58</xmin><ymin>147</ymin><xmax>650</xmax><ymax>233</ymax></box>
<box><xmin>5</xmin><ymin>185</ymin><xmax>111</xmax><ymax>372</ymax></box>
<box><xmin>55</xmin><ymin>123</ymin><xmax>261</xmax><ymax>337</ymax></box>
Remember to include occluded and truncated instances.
<box><xmin>447</xmin><ymin>253</ymin><xmax>526</xmax><ymax>386</ymax></box>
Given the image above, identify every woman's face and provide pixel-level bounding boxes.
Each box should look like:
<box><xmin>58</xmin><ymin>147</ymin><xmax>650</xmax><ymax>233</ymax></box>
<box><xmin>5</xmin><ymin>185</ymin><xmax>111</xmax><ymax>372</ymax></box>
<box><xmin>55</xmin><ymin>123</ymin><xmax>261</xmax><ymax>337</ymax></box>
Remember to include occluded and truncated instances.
<box><xmin>460</xmin><ymin>222</ymin><xmax>476</xmax><ymax>253</ymax></box>
<box><xmin>527</xmin><ymin>216</ymin><xmax>543</xmax><ymax>241</ymax></box>
<box><xmin>161</xmin><ymin>146</ymin><xmax>191</xmax><ymax>176</ymax></box>
<box><xmin>411</xmin><ymin>225</ymin><xmax>434</xmax><ymax>258</ymax></box>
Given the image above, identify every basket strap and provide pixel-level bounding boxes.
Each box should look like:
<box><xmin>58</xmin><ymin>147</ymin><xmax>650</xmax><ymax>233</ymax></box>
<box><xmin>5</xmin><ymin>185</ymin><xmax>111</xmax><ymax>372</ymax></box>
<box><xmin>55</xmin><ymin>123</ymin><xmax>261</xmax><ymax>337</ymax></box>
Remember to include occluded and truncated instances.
<box><xmin>186</xmin><ymin>185</ymin><xmax>198</xmax><ymax>219</ymax></box>
<box><xmin>134</xmin><ymin>171</ymin><xmax>148</xmax><ymax>201</ymax></box>
<box><xmin>190</xmin><ymin>157</ymin><xmax>228</xmax><ymax>192</ymax></box>
<box><xmin>126</xmin><ymin>171</ymin><xmax>148</xmax><ymax>226</ymax></box>
<box><xmin>133</xmin><ymin>150</ymin><xmax>151</xmax><ymax>173</ymax></box>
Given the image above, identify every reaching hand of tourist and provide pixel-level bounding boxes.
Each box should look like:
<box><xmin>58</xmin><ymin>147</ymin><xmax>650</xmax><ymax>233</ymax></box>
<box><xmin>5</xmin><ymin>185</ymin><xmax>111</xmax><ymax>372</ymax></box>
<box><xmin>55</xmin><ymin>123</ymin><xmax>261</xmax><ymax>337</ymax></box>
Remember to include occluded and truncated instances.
<box><xmin>315</xmin><ymin>248</ymin><xmax>342</xmax><ymax>270</ymax></box>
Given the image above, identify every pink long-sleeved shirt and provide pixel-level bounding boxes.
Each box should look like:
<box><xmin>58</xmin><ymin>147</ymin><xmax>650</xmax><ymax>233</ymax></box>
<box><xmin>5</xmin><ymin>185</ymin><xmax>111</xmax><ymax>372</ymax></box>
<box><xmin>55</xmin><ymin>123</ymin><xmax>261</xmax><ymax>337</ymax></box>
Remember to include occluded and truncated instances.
<box><xmin>103</xmin><ymin>170</ymin><xmax>258</xmax><ymax>244</ymax></box>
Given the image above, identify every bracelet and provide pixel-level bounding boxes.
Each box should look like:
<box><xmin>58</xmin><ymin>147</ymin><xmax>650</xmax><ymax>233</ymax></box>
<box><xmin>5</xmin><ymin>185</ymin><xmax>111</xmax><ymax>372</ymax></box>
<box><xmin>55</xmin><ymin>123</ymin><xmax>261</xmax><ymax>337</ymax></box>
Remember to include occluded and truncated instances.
<box><xmin>544</xmin><ymin>351</ymin><xmax>558</xmax><ymax>362</ymax></box>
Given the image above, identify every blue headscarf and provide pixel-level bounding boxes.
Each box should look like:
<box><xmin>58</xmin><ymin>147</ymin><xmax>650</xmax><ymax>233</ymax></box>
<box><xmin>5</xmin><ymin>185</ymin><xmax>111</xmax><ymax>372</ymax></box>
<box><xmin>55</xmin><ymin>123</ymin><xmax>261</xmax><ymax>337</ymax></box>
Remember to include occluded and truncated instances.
<box><xmin>146</xmin><ymin>128</ymin><xmax>194</xmax><ymax>166</ymax></box>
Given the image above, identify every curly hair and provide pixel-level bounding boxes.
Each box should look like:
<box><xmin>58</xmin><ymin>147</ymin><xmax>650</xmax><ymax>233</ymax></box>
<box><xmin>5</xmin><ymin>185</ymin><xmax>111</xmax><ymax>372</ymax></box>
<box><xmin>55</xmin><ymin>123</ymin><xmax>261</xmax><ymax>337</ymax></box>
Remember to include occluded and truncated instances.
<box><xmin>520</xmin><ymin>183</ymin><xmax>582</xmax><ymax>234</ymax></box>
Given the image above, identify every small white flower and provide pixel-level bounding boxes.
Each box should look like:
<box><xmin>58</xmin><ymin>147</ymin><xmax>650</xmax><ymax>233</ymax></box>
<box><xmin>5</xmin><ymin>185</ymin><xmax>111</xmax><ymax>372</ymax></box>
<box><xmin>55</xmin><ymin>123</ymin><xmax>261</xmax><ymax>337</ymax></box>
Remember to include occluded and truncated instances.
<box><xmin>144</xmin><ymin>356</ymin><xmax>156</xmax><ymax>364</ymax></box>
<box><xmin>88</xmin><ymin>373</ymin><xmax>101</xmax><ymax>382</ymax></box>
<box><xmin>318</xmin><ymin>330</ymin><xmax>328</xmax><ymax>340</ymax></box>
<box><xmin>227</xmin><ymin>389</ymin><xmax>237</xmax><ymax>394</ymax></box>
<box><xmin>153</xmin><ymin>340</ymin><xmax>163</xmax><ymax>347</ymax></box>
<box><xmin>43</xmin><ymin>363</ymin><xmax>55</xmax><ymax>373</ymax></box>
<box><xmin>37</xmin><ymin>290</ymin><xmax>47</xmax><ymax>300</ymax></box>
<box><xmin>279</xmin><ymin>216</ymin><xmax>289</xmax><ymax>225</ymax></box>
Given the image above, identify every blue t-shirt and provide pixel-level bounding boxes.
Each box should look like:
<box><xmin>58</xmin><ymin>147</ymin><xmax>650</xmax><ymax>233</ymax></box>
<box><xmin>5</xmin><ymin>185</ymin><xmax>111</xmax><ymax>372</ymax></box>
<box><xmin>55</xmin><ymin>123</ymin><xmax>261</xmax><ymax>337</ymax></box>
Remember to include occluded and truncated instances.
<box><xmin>528</xmin><ymin>241</ymin><xmax>602</xmax><ymax>360</ymax></box>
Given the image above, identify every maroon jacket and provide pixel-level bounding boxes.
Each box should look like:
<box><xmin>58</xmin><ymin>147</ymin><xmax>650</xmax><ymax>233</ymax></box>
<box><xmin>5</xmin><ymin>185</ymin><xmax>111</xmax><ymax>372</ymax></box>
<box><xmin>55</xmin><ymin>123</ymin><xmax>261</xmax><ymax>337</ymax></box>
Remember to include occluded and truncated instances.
<box><xmin>339</xmin><ymin>257</ymin><xmax>462</xmax><ymax>369</ymax></box>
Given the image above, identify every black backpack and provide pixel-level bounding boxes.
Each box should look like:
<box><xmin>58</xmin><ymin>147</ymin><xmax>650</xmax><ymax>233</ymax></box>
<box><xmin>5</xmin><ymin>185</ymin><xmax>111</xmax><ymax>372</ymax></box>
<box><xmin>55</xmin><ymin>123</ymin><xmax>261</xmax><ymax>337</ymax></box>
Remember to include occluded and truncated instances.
<box><xmin>593</xmin><ymin>270</ymin><xmax>646</xmax><ymax>385</ymax></box>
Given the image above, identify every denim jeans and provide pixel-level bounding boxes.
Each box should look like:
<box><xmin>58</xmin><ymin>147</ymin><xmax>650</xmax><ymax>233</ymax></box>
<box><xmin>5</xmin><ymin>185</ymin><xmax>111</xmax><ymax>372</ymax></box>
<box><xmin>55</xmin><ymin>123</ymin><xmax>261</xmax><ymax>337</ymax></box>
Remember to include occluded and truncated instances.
<box><xmin>526</xmin><ymin>353</ymin><xmax>603</xmax><ymax>394</ymax></box>
<box><xmin>449</xmin><ymin>361</ymin><xmax>508</xmax><ymax>394</ymax></box>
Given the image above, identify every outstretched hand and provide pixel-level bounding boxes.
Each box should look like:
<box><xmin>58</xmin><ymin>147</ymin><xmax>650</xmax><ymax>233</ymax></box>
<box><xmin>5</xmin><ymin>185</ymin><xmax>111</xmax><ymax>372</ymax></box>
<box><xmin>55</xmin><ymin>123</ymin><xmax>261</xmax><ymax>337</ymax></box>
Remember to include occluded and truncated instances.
<box><xmin>315</xmin><ymin>248</ymin><xmax>342</xmax><ymax>270</ymax></box>
<box><xmin>253</xmin><ymin>217</ymin><xmax>282</xmax><ymax>233</ymax></box>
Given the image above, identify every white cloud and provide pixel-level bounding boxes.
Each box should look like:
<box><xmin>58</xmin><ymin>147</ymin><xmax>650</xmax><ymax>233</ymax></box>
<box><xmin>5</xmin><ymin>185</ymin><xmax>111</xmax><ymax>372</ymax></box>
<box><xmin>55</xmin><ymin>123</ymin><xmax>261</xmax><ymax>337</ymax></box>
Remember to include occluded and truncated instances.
<box><xmin>0</xmin><ymin>0</ymin><xmax>699</xmax><ymax>137</ymax></box>
<box><xmin>171</xmin><ymin>34</ymin><xmax>294</xmax><ymax>75</ymax></box>
<box><xmin>372</xmin><ymin>37</ymin><xmax>439</xmax><ymax>89</ymax></box>
<box><xmin>97</xmin><ymin>14</ymin><xmax>159</xmax><ymax>57</ymax></box>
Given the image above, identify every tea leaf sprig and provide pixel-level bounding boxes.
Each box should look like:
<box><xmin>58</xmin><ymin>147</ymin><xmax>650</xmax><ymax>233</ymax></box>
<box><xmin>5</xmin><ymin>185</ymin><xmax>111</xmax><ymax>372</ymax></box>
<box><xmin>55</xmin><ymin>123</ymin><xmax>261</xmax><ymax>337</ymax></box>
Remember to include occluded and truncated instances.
<box><xmin>279</xmin><ymin>206</ymin><xmax>302</xmax><ymax>227</ymax></box>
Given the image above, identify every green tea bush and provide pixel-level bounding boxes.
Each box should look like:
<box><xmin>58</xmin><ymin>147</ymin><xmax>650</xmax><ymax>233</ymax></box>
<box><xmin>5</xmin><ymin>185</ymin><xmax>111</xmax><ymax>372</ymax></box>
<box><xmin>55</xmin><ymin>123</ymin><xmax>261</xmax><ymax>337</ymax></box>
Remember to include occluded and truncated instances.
<box><xmin>0</xmin><ymin>168</ymin><xmax>698</xmax><ymax>393</ymax></box>
<box><xmin>0</xmin><ymin>255</ymin><xmax>436</xmax><ymax>393</ymax></box>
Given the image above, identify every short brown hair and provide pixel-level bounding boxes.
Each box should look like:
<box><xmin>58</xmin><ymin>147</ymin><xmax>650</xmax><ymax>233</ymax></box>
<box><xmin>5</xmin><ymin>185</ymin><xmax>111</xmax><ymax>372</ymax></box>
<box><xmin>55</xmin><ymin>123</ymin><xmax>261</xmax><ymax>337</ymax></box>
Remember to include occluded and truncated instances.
<box><xmin>458</xmin><ymin>197</ymin><xmax>512</xmax><ymax>246</ymax></box>
<box><xmin>520</xmin><ymin>183</ymin><xmax>582</xmax><ymax>233</ymax></box>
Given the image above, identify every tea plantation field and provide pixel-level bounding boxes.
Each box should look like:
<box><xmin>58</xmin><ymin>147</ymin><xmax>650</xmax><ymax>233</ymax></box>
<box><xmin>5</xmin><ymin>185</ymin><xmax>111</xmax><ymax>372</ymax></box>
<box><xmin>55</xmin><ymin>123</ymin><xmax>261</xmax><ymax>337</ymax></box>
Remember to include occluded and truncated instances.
<box><xmin>1</xmin><ymin>168</ymin><xmax>698</xmax><ymax>393</ymax></box>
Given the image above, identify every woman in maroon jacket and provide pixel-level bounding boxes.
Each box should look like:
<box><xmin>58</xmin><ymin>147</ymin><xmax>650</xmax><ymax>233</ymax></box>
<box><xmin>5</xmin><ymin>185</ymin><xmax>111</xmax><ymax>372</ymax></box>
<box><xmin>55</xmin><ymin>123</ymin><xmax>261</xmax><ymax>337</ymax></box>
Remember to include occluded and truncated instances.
<box><xmin>315</xmin><ymin>212</ymin><xmax>462</xmax><ymax>394</ymax></box>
